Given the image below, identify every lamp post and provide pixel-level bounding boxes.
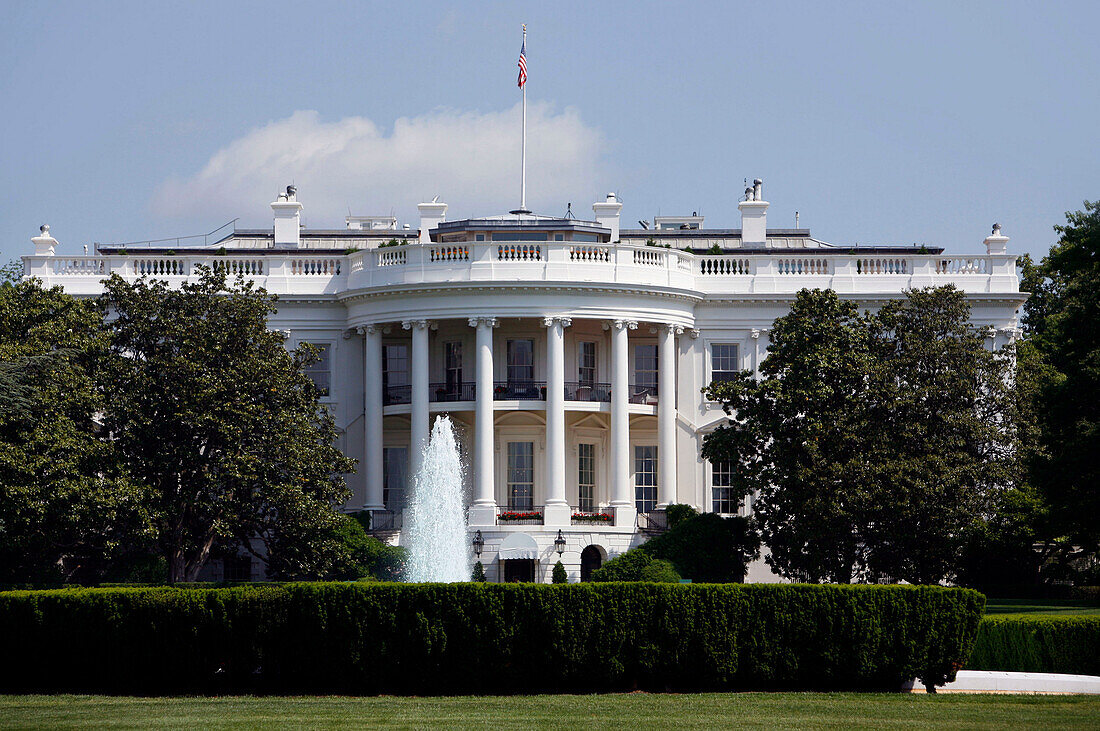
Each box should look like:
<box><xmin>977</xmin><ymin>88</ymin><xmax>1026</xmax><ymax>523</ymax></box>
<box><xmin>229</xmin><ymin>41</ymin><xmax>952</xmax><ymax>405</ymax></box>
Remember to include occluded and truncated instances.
<box><xmin>472</xmin><ymin>530</ymin><xmax>484</xmax><ymax>558</ymax></box>
<box><xmin>554</xmin><ymin>529</ymin><xmax>566</xmax><ymax>556</ymax></box>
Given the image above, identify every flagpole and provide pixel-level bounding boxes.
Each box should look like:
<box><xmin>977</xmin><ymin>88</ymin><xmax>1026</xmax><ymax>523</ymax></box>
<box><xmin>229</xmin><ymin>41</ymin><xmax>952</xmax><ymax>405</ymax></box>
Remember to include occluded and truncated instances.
<box><xmin>520</xmin><ymin>24</ymin><xmax>527</xmax><ymax>213</ymax></box>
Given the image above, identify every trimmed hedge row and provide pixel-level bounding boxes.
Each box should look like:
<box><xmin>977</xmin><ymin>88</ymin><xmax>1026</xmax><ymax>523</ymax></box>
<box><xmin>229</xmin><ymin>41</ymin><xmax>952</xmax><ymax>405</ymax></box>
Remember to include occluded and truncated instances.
<box><xmin>0</xmin><ymin>583</ymin><xmax>983</xmax><ymax>694</ymax></box>
<box><xmin>968</xmin><ymin>616</ymin><xmax>1100</xmax><ymax>676</ymax></box>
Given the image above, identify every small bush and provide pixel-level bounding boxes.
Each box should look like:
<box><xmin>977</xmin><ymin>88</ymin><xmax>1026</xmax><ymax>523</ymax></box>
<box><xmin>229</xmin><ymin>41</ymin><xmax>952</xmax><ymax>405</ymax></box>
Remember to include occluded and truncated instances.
<box><xmin>0</xmin><ymin>583</ymin><xmax>983</xmax><ymax>694</ymax></box>
<box><xmin>590</xmin><ymin>549</ymin><xmax>680</xmax><ymax>583</ymax></box>
<box><xmin>968</xmin><ymin>615</ymin><xmax>1100</xmax><ymax>675</ymax></box>
<box><xmin>665</xmin><ymin>503</ymin><xmax>698</xmax><ymax>528</ymax></box>
<box><xmin>552</xmin><ymin>561</ymin><xmax>568</xmax><ymax>584</ymax></box>
<box><xmin>641</xmin><ymin>512</ymin><xmax>759</xmax><ymax>583</ymax></box>
<box><xmin>472</xmin><ymin>561</ymin><xmax>486</xmax><ymax>582</ymax></box>
<box><xmin>330</xmin><ymin>515</ymin><xmax>406</xmax><ymax>581</ymax></box>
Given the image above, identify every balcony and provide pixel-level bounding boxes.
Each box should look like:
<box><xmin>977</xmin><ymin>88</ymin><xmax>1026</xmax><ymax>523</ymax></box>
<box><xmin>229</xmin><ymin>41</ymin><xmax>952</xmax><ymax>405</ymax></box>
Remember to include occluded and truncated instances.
<box><xmin>629</xmin><ymin>383</ymin><xmax>659</xmax><ymax>405</ymax></box>
<box><xmin>571</xmin><ymin>508</ymin><xmax>614</xmax><ymax>526</ymax></box>
<box><xmin>497</xmin><ymin>506</ymin><xmax>544</xmax><ymax>525</ymax></box>
<box><xmin>564</xmin><ymin>381</ymin><xmax>611</xmax><ymax>402</ymax></box>
<box><xmin>430</xmin><ymin>381</ymin><xmax>476</xmax><ymax>402</ymax></box>
<box><xmin>383</xmin><ymin>385</ymin><xmax>411</xmax><ymax>405</ymax></box>
<box><xmin>24</xmin><ymin>244</ymin><xmax>1019</xmax><ymax>299</ymax></box>
<box><xmin>493</xmin><ymin>380</ymin><xmax>546</xmax><ymax>401</ymax></box>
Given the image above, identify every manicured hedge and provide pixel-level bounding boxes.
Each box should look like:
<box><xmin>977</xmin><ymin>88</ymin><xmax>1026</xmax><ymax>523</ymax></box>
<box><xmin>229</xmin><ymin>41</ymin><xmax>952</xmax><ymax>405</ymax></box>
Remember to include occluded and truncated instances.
<box><xmin>0</xmin><ymin>583</ymin><xmax>982</xmax><ymax>694</ymax></box>
<box><xmin>968</xmin><ymin>616</ymin><xmax>1100</xmax><ymax>675</ymax></box>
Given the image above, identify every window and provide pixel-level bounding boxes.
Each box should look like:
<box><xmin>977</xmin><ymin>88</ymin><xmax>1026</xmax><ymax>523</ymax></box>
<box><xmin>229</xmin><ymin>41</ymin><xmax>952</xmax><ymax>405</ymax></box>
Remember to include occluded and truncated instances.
<box><xmin>382</xmin><ymin>343</ymin><xmax>409</xmax><ymax>404</ymax></box>
<box><xmin>578</xmin><ymin>342</ymin><xmax>596</xmax><ymax>387</ymax></box>
<box><xmin>303</xmin><ymin>342</ymin><xmax>331</xmax><ymax>397</ymax></box>
<box><xmin>444</xmin><ymin>341</ymin><xmax>463</xmax><ymax>392</ymax></box>
<box><xmin>711</xmin><ymin>343</ymin><xmax>740</xmax><ymax>384</ymax></box>
<box><xmin>633</xmin><ymin>344</ymin><xmax>658</xmax><ymax>399</ymax></box>
<box><xmin>554</xmin><ymin>233</ymin><xmax>564</xmax><ymax>241</ymax></box>
<box><xmin>711</xmin><ymin>460</ymin><xmax>737</xmax><ymax>514</ymax></box>
<box><xmin>572</xmin><ymin>233</ymin><xmax>598</xmax><ymax>242</ymax></box>
<box><xmin>507</xmin><ymin>339</ymin><xmax>534</xmax><ymax>384</ymax></box>
<box><xmin>475</xmin><ymin>234</ymin><xmax>485</xmax><ymax>242</ymax></box>
<box><xmin>577</xmin><ymin>443</ymin><xmax>595</xmax><ymax>511</ymax></box>
<box><xmin>383</xmin><ymin>447</ymin><xmax>408</xmax><ymax>512</ymax></box>
<box><xmin>508</xmin><ymin>442</ymin><xmax>535</xmax><ymax>509</ymax></box>
<box><xmin>634</xmin><ymin>445</ymin><xmax>658</xmax><ymax>514</ymax></box>
<box><xmin>493</xmin><ymin>232</ymin><xmax>548</xmax><ymax>242</ymax></box>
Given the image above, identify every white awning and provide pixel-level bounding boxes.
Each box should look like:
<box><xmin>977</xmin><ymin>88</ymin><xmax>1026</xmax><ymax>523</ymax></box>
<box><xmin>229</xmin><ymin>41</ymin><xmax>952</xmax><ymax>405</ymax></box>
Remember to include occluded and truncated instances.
<box><xmin>498</xmin><ymin>532</ymin><xmax>540</xmax><ymax>560</ymax></box>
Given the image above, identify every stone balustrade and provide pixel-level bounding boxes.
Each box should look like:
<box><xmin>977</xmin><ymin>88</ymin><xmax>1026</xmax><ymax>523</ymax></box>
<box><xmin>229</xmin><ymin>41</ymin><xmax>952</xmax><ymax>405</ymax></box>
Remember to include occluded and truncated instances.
<box><xmin>22</xmin><ymin>242</ymin><xmax>1020</xmax><ymax>296</ymax></box>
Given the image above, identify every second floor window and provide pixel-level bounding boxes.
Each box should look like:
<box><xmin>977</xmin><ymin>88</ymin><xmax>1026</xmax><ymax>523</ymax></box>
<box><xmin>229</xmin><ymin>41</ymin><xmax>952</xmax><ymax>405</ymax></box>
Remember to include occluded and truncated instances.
<box><xmin>711</xmin><ymin>343</ymin><xmax>740</xmax><ymax>383</ymax></box>
<box><xmin>445</xmin><ymin>341</ymin><xmax>463</xmax><ymax>391</ymax></box>
<box><xmin>634</xmin><ymin>445</ymin><xmax>658</xmax><ymax>514</ymax></box>
<box><xmin>577</xmin><ymin>443</ymin><xmax>595</xmax><ymax>512</ymax></box>
<box><xmin>383</xmin><ymin>344</ymin><xmax>409</xmax><ymax>388</ymax></box>
<box><xmin>507</xmin><ymin>339</ymin><xmax>534</xmax><ymax>384</ymax></box>
<box><xmin>303</xmin><ymin>342</ymin><xmax>331</xmax><ymax>397</ymax></box>
<box><xmin>507</xmin><ymin>442</ymin><xmax>535</xmax><ymax>509</ymax></box>
<box><xmin>711</xmin><ymin>459</ymin><xmax>737</xmax><ymax>514</ymax></box>
<box><xmin>383</xmin><ymin>446</ymin><xmax>408</xmax><ymax>512</ymax></box>
<box><xmin>633</xmin><ymin>344</ymin><xmax>658</xmax><ymax>394</ymax></box>
<box><xmin>578</xmin><ymin>341</ymin><xmax>596</xmax><ymax>386</ymax></box>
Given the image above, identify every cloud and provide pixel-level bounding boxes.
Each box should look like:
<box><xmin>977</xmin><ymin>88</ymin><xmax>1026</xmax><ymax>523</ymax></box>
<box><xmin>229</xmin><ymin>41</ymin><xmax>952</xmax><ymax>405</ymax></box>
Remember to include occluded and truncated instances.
<box><xmin>151</xmin><ymin>104</ymin><xmax>610</xmax><ymax>227</ymax></box>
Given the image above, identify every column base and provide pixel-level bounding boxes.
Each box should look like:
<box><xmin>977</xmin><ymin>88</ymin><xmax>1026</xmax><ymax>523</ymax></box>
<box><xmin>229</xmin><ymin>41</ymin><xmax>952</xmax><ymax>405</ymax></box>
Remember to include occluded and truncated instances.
<box><xmin>612</xmin><ymin>504</ymin><xmax>637</xmax><ymax>528</ymax></box>
<box><xmin>468</xmin><ymin>504</ymin><xmax>498</xmax><ymax>527</ymax></box>
<box><xmin>543</xmin><ymin>503</ymin><xmax>571</xmax><ymax>527</ymax></box>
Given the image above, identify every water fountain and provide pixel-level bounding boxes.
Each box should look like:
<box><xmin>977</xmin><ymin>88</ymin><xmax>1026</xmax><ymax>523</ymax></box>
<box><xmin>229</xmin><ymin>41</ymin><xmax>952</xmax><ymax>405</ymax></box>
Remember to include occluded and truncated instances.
<box><xmin>402</xmin><ymin>416</ymin><xmax>470</xmax><ymax>582</ymax></box>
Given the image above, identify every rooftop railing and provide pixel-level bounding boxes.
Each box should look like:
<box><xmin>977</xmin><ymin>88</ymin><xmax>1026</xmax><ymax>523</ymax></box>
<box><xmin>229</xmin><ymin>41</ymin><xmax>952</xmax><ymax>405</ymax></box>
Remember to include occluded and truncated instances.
<box><xmin>23</xmin><ymin>242</ymin><xmax>1019</xmax><ymax>297</ymax></box>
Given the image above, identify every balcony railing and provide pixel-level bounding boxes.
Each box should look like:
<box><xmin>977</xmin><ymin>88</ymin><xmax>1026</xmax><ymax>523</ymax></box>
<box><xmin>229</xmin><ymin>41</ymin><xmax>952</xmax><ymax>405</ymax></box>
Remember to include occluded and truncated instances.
<box><xmin>636</xmin><ymin>509</ymin><xmax>668</xmax><ymax>533</ymax></box>
<box><xmin>571</xmin><ymin>508</ymin><xmax>614</xmax><ymax>525</ymax></box>
<box><xmin>564</xmin><ymin>381</ymin><xmax>611</xmax><ymax>402</ymax></box>
<box><xmin>493</xmin><ymin>380</ymin><xmax>546</xmax><ymax>401</ymax></box>
<box><xmin>383</xmin><ymin>384</ymin><xmax>411</xmax><ymax>405</ymax></box>
<box><xmin>24</xmin><ymin>245</ymin><xmax>1018</xmax><ymax>298</ymax></box>
<box><xmin>430</xmin><ymin>381</ymin><xmax>476</xmax><ymax>402</ymax></box>
<box><xmin>497</xmin><ymin>505</ymin><xmax>544</xmax><ymax>525</ymax></box>
<box><xmin>629</xmin><ymin>383</ymin><xmax>659</xmax><ymax>405</ymax></box>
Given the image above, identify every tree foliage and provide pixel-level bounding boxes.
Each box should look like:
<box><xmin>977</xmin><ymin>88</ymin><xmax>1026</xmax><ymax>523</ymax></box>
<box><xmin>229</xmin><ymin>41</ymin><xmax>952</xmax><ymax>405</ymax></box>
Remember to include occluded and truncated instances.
<box><xmin>1018</xmin><ymin>201</ymin><xmax>1100</xmax><ymax>550</ymax></box>
<box><xmin>552</xmin><ymin>561</ymin><xmax>568</xmax><ymax>584</ymax></box>
<box><xmin>0</xmin><ymin>277</ymin><xmax>145</xmax><ymax>583</ymax></box>
<box><xmin>641</xmin><ymin>510</ymin><xmax>759</xmax><ymax>582</ymax></box>
<box><xmin>703</xmin><ymin>286</ymin><xmax>1016</xmax><ymax>585</ymax></box>
<box><xmin>100</xmin><ymin>268</ymin><xmax>356</xmax><ymax>582</ymax></box>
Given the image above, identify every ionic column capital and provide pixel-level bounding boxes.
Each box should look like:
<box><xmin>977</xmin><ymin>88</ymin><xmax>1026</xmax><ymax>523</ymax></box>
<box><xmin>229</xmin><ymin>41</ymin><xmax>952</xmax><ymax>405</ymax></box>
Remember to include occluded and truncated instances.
<box><xmin>541</xmin><ymin>316</ymin><xmax>572</xmax><ymax>328</ymax></box>
<box><xmin>467</xmin><ymin>316</ymin><xmax>499</xmax><ymax>328</ymax></box>
<box><xmin>604</xmin><ymin>319</ymin><xmax>638</xmax><ymax>331</ymax></box>
<box><xmin>650</xmin><ymin>323</ymin><xmax>684</xmax><ymax>335</ymax></box>
<box><xmin>402</xmin><ymin>319</ymin><xmax>436</xmax><ymax>331</ymax></box>
<box><xmin>357</xmin><ymin>323</ymin><xmax>380</xmax><ymax>336</ymax></box>
<box><xmin>688</xmin><ymin>328</ymin><xmax>700</xmax><ymax>339</ymax></box>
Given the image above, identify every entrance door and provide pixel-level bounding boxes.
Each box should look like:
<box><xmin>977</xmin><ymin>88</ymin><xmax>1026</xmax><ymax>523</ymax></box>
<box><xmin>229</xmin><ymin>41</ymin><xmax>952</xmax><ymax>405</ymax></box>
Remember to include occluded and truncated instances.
<box><xmin>503</xmin><ymin>559</ymin><xmax>536</xmax><ymax>583</ymax></box>
<box><xmin>580</xmin><ymin>546</ymin><xmax>603</xmax><ymax>582</ymax></box>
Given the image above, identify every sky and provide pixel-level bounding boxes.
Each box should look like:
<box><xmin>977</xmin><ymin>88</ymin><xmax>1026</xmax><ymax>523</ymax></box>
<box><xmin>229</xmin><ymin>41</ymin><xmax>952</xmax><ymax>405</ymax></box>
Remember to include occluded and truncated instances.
<box><xmin>2</xmin><ymin>1</ymin><xmax>1097</xmax><ymax>264</ymax></box>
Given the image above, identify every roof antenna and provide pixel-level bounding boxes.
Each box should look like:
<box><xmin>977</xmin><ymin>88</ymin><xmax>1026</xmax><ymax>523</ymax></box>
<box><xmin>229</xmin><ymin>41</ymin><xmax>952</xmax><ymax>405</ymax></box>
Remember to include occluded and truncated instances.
<box><xmin>795</xmin><ymin>211</ymin><xmax>800</xmax><ymax>229</ymax></box>
<box><xmin>566</xmin><ymin>202</ymin><xmax>575</xmax><ymax>220</ymax></box>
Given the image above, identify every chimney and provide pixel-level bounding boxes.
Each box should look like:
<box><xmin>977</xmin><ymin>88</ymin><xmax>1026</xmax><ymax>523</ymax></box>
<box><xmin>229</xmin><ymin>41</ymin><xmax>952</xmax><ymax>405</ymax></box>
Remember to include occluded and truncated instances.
<box><xmin>592</xmin><ymin>192</ymin><xmax>623</xmax><ymax>242</ymax></box>
<box><xmin>32</xmin><ymin>224</ymin><xmax>58</xmax><ymax>256</ymax></box>
<box><xmin>271</xmin><ymin>185</ymin><xmax>303</xmax><ymax>247</ymax></box>
<box><xmin>984</xmin><ymin>222</ymin><xmax>1009</xmax><ymax>255</ymax></box>
<box><xmin>417</xmin><ymin>198</ymin><xmax>448</xmax><ymax>244</ymax></box>
<box><xmin>739</xmin><ymin>178</ymin><xmax>768</xmax><ymax>246</ymax></box>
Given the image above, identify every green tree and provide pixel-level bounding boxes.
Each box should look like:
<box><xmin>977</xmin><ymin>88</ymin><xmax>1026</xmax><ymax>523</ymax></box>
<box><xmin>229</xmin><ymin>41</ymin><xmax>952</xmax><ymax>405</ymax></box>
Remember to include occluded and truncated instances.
<box><xmin>861</xmin><ymin>286</ymin><xmax>1016</xmax><ymax>584</ymax></box>
<box><xmin>471</xmin><ymin>561</ymin><xmax>486</xmax><ymax>582</ymax></box>
<box><xmin>703</xmin><ymin>288</ymin><xmax>875</xmax><ymax>583</ymax></box>
<box><xmin>551</xmin><ymin>560</ymin><xmax>568</xmax><ymax>584</ymax></box>
<box><xmin>0</xmin><ymin>278</ymin><xmax>145</xmax><ymax>583</ymax></box>
<box><xmin>100</xmin><ymin>268</ymin><xmax>355</xmax><ymax>582</ymax></box>
<box><xmin>1019</xmin><ymin>201</ymin><xmax>1100</xmax><ymax>551</ymax></box>
<box><xmin>325</xmin><ymin>514</ymin><xmax>406</xmax><ymax>581</ymax></box>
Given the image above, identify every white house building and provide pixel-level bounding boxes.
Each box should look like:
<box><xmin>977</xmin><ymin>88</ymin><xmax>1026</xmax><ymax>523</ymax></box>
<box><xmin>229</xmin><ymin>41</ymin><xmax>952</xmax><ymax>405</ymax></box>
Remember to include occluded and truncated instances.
<box><xmin>22</xmin><ymin>180</ymin><xmax>1025</xmax><ymax>582</ymax></box>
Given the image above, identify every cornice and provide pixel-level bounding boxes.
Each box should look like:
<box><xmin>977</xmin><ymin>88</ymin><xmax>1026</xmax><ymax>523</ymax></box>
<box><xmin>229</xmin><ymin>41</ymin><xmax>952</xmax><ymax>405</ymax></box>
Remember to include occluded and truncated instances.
<box><xmin>337</xmin><ymin>280</ymin><xmax>702</xmax><ymax>305</ymax></box>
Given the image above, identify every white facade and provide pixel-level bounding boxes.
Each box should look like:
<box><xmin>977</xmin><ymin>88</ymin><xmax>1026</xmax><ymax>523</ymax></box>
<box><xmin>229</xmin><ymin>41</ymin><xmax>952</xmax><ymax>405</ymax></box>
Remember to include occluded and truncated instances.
<box><xmin>23</xmin><ymin>185</ymin><xmax>1025</xmax><ymax>583</ymax></box>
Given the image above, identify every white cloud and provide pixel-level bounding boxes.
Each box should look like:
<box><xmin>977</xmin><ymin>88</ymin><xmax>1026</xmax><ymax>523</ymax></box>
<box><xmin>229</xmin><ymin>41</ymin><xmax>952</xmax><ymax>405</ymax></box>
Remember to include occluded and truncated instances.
<box><xmin>151</xmin><ymin>104</ymin><xmax>610</xmax><ymax>227</ymax></box>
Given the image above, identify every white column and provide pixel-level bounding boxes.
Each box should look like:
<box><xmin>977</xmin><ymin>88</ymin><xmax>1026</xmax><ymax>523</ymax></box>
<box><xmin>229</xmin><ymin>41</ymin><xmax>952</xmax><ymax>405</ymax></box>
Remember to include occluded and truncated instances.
<box><xmin>608</xmin><ymin>319</ymin><xmax>637</xmax><ymax>525</ymax></box>
<box><xmin>657</xmin><ymin>324</ymin><xmax>680</xmax><ymax>509</ymax></box>
<box><xmin>469</xmin><ymin>316</ymin><xmax>498</xmax><ymax>526</ymax></box>
<box><xmin>404</xmin><ymin>319</ymin><xmax>431</xmax><ymax>476</ymax></box>
<box><xmin>361</xmin><ymin>324</ymin><xmax>384</xmax><ymax>511</ymax></box>
<box><xmin>543</xmin><ymin>316</ymin><xmax>571</xmax><ymax>526</ymax></box>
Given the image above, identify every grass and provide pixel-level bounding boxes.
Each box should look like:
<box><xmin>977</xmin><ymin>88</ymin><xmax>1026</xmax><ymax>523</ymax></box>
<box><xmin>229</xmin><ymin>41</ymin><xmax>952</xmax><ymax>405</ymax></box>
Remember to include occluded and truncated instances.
<box><xmin>1</xmin><ymin>694</ymin><xmax>1099</xmax><ymax>730</ymax></box>
<box><xmin>985</xmin><ymin>598</ymin><xmax>1100</xmax><ymax>617</ymax></box>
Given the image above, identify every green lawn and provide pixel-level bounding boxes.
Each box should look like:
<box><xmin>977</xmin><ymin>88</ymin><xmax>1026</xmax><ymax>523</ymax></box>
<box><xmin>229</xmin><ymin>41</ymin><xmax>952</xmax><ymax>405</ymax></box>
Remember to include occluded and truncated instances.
<box><xmin>2</xmin><ymin>694</ymin><xmax>1099</xmax><ymax>730</ymax></box>
<box><xmin>985</xmin><ymin>598</ymin><xmax>1100</xmax><ymax>617</ymax></box>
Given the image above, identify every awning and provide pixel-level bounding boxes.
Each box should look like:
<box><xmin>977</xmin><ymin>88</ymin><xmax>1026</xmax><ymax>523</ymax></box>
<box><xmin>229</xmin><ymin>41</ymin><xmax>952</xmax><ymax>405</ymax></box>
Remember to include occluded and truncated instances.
<box><xmin>498</xmin><ymin>532</ymin><xmax>540</xmax><ymax>560</ymax></box>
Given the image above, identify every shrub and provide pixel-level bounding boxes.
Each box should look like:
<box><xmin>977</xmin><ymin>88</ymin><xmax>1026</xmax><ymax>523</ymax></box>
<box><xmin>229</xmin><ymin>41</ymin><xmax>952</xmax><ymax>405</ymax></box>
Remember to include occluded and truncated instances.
<box><xmin>330</xmin><ymin>515</ymin><xmax>406</xmax><ymax>581</ymax></box>
<box><xmin>552</xmin><ymin>561</ymin><xmax>568</xmax><ymax>584</ymax></box>
<box><xmin>472</xmin><ymin>561</ymin><xmax>486</xmax><ymax>582</ymax></box>
<box><xmin>641</xmin><ymin>512</ymin><xmax>759</xmax><ymax>583</ymax></box>
<box><xmin>590</xmin><ymin>549</ymin><xmax>679</xmax><ymax>583</ymax></box>
<box><xmin>0</xmin><ymin>583</ymin><xmax>983</xmax><ymax>694</ymax></box>
<box><xmin>664</xmin><ymin>503</ymin><xmax>698</xmax><ymax>528</ymax></box>
<box><xmin>968</xmin><ymin>616</ymin><xmax>1100</xmax><ymax>675</ymax></box>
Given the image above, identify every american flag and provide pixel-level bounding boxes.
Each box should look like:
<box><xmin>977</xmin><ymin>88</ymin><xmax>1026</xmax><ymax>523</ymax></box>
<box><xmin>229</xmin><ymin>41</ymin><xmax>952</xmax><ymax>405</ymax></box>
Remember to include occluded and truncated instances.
<box><xmin>517</xmin><ymin>36</ymin><xmax>527</xmax><ymax>88</ymax></box>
